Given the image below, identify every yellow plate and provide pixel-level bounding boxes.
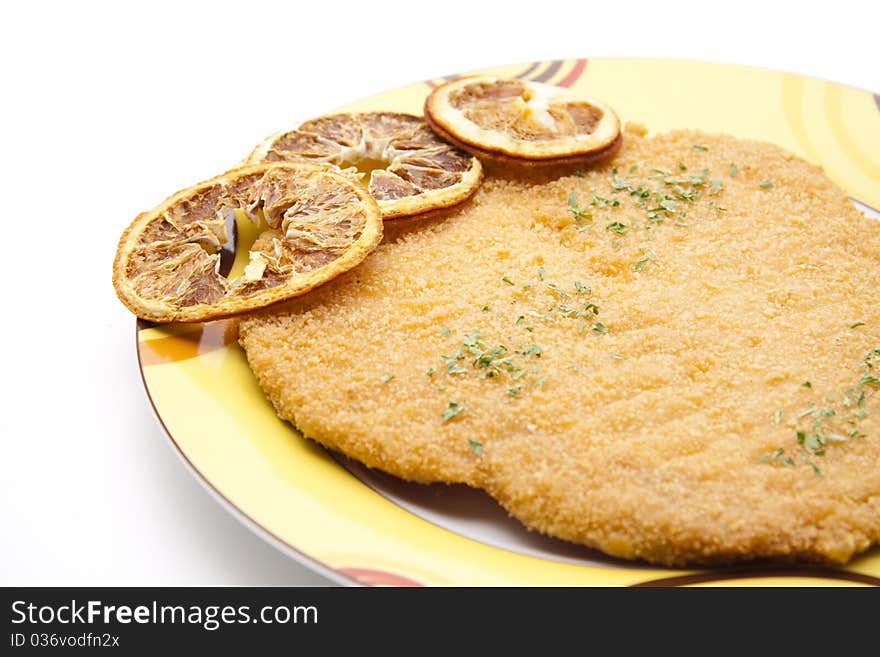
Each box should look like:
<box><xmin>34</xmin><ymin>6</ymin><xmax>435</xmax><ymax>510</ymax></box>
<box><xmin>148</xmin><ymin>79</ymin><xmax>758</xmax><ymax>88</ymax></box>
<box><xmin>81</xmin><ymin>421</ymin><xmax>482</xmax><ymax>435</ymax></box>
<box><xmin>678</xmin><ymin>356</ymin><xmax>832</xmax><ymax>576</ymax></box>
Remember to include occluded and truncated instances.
<box><xmin>137</xmin><ymin>59</ymin><xmax>880</xmax><ymax>586</ymax></box>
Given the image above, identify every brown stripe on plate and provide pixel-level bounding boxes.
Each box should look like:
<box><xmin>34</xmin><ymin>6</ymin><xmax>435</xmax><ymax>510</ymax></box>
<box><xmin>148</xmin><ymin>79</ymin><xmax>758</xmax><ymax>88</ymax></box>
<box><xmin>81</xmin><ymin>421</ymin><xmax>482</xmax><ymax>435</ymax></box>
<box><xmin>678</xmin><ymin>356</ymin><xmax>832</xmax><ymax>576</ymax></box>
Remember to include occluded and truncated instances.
<box><xmin>138</xmin><ymin>320</ymin><xmax>237</xmax><ymax>366</ymax></box>
<box><xmin>514</xmin><ymin>61</ymin><xmax>541</xmax><ymax>80</ymax></box>
<box><xmin>633</xmin><ymin>567</ymin><xmax>880</xmax><ymax>587</ymax></box>
<box><xmin>337</xmin><ymin>567</ymin><xmax>423</xmax><ymax>587</ymax></box>
<box><xmin>532</xmin><ymin>59</ymin><xmax>563</xmax><ymax>83</ymax></box>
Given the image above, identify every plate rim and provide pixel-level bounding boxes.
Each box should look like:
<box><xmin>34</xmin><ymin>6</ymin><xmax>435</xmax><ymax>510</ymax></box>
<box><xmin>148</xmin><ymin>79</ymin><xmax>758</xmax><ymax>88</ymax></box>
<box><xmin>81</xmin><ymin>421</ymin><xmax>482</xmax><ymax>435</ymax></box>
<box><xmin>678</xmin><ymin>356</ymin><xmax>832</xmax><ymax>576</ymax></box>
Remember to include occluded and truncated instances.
<box><xmin>133</xmin><ymin>57</ymin><xmax>880</xmax><ymax>585</ymax></box>
<box><xmin>136</xmin><ymin>323</ymin><xmax>359</xmax><ymax>586</ymax></box>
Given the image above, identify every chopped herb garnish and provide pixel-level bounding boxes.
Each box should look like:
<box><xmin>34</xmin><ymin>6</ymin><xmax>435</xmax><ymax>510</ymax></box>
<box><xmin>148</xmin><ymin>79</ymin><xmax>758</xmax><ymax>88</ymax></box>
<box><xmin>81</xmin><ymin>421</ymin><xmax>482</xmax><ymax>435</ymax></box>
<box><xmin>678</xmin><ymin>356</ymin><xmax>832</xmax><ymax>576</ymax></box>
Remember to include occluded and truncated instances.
<box><xmin>591</xmin><ymin>192</ymin><xmax>620</xmax><ymax>208</ymax></box>
<box><xmin>757</xmin><ymin>447</ymin><xmax>782</xmax><ymax>462</ymax></box>
<box><xmin>659</xmin><ymin>198</ymin><xmax>678</xmax><ymax>213</ymax></box>
<box><xmin>850</xmin><ymin>321</ymin><xmax>865</xmax><ymax>329</ymax></box>
<box><xmin>537</xmin><ymin>266</ymin><xmax>545</xmax><ymax>281</ymax></box>
<box><xmin>729</xmin><ymin>163</ymin><xmax>738</xmax><ymax>176</ymax></box>
<box><xmin>611</xmin><ymin>353</ymin><xmax>624</xmax><ymax>360</ymax></box>
<box><xmin>629</xmin><ymin>164</ymin><xmax>638</xmax><ymax>173</ymax></box>
<box><xmin>634</xmin><ymin>249</ymin><xmax>656</xmax><ymax>272</ymax></box>
<box><xmin>519</xmin><ymin>343</ymin><xmax>544</xmax><ymax>357</ymax></box>
<box><xmin>380</xmin><ymin>374</ymin><xmax>395</xmax><ymax>383</ymax></box>
<box><xmin>592</xmin><ymin>322</ymin><xmax>610</xmax><ymax>334</ymax></box>
<box><xmin>426</xmin><ymin>365</ymin><xmax>437</xmax><ymax>377</ymax></box>
<box><xmin>507</xmin><ymin>385</ymin><xmax>522</xmax><ymax>398</ymax></box>
<box><xmin>770</xmin><ymin>348</ymin><xmax>878</xmax><ymax>473</ymax></box>
<box><xmin>441</xmin><ymin>325</ymin><xmax>451</xmax><ymax>337</ymax></box>
<box><xmin>611</xmin><ymin>175</ymin><xmax>633</xmax><ymax>191</ymax></box>
<box><xmin>758</xmin><ymin>447</ymin><xmax>795</xmax><ymax>467</ymax></box>
<box><xmin>689</xmin><ymin>168</ymin><xmax>710</xmax><ymax>185</ymax></box>
<box><xmin>759</xmin><ymin>181</ymin><xmax>774</xmax><ymax>189</ymax></box>
<box><xmin>502</xmin><ymin>276</ymin><xmax>514</xmax><ymax>286</ymax></box>
<box><xmin>443</xmin><ymin>355</ymin><xmax>467</xmax><ymax>374</ymax></box>
<box><xmin>462</xmin><ymin>331</ymin><xmax>482</xmax><ymax>349</ymax></box>
<box><xmin>441</xmin><ymin>400</ymin><xmax>465</xmax><ymax>423</ymax></box>
<box><xmin>692</xmin><ymin>144</ymin><xmax>708</xmax><ymax>152</ymax></box>
<box><xmin>515</xmin><ymin>315</ymin><xmax>524</xmax><ymax>325</ymax></box>
<box><xmin>774</xmin><ymin>410</ymin><xmax>784</xmax><ymax>425</ymax></box>
<box><xmin>573</xmin><ymin>169</ymin><xmax>585</xmax><ymax>177</ymax></box>
<box><xmin>606</xmin><ymin>221</ymin><xmax>629</xmax><ymax>235</ymax></box>
<box><xmin>468</xmin><ymin>439</ymin><xmax>483</xmax><ymax>455</ymax></box>
<box><xmin>574</xmin><ymin>281</ymin><xmax>591</xmax><ymax>294</ymax></box>
<box><xmin>567</xmin><ymin>192</ymin><xmax>592</xmax><ymax>222</ymax></box>
<box><xmin>545</xmin><ymin>283</ymin><xmax>569</xmax><ymax>300</ymax></box>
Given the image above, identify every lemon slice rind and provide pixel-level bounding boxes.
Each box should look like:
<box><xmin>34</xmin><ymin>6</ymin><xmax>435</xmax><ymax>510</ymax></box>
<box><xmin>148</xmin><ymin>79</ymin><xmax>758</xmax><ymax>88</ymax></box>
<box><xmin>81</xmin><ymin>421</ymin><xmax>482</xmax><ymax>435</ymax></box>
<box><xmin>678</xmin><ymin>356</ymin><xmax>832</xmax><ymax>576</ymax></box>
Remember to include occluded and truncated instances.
<box><xmin>424</xmin><ymin>75</ymin><xmax>622</xmax><ymax>165</ymax></box>
<box><xmin>247</xmin><ymin>112</ymin><xmax>483</xmax><ymax>221</ymax></box>
<box><xmin>113</xmin><ymin>162</ymin><xmax>382</xmax><ymax>323</ymax></box>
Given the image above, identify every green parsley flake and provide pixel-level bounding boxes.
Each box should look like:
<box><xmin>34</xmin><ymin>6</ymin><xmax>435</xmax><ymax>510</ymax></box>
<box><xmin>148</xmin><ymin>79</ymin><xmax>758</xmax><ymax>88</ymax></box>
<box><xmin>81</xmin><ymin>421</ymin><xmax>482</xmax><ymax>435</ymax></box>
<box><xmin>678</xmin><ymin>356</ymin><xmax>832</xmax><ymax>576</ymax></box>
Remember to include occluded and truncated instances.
<box><xmin>507</xmin><ymin>385</ymin><xmax>522</xmax><ymax>398</ymax></box>
<box><xmin>468</xmin><ymin>439</ymin><xmax>483</xmax><ymax>456</ymax></box>
<box><xmin>502</xmin><ymin>276</ymin><xmax>514</xmax><ymax>286</ymax></box>
<box><xmin>850</xmin><ymin>321</ymin><xmax>865</xmax><ymax>329</ymax></box>
<box><xmin>757</xmin><ymin>447</ymin><xmax>795</xmax><ymax>467</ymax></box>
<box><xmin>692</xmin><ymin>145</ymin><xmax>708</xmax><ymax>152</ymax></box>
<box><xmin>611</xmin><ymin>175</ymin><xmax>633</xmax><ymax>191</ymax></box>
<box><xmin>773</xmin><ymin>410</ymin><xmax>784</xmax><ymax>425</ymax></box>
<box><xmin>729</xmin><ymin>163</ymin><xmax>738</xmax><ymax>176</ymax></box>
<box><xmin>567</xmin><ymin>192</ymin><xmax>592</xmax><ymax>222</ymax></box>
<box><xmin>443</xmin><ymin>355</ymin><xmax>467</xmax><ymax>374</ymax></box>
<box><xmin>634</xmin><ymin>258</ymin><xmax>650</xmax><ymax>272</ymax></box>
<box><xmin>592</xmin><ymin>322</ymin><xmax>610</xmax><ymax>334</ymax></box>
<box><xmin>537</xmin><ymin>266</ymin><xmax>546</xmax><ymax>280</ymax></box>
<box><xmin>759</xmin><ymin>181</ymin><xmax>774</xmax><ymax>189</ymax></box>
<box><xmin>606</xmin><ymin>221</ymin><xmax>629</xmax><ymax>235</ymax></box>
<box><xmin>380</xmin><ymin>374</ymin><xmax>395</xmax><ymax>384</ymax></box>
<box><xmin>520</xmin><ymin>344</ymin><xmax>543</xmax><ymax>357</ymax></box>
<box><xmin>591</xmin><ymin>192</ymin><xmax>620</xmax><ymax>208</ymax></box>
<box><xmin>574</xmin><ymin>281</ymin><xmax>591</xmax><ymax>294</ymax></box>
<box><xmin>441</xmin><ymin>325</ymin><xmax>451</xmax><ymax>337</ymax></box>
<box><xmin>441</xmin><ymin>401</ymin><xmax>465</xmax><ymax>423</ymax></box>
<box><xmin>573</xmin><ymin>170</ymin><xmax>585</xmax><ymax>178</ymax></box>
<box><xmin>611</xmin><ymin>353</ymin><xmax>624</xmax><ymax>360</ymax></box>
<box><xmin>426</xmin><ymin>365</ymin><xmax>437</xmax><ymax>377</ymax></box>
<box><xmin>462</xmin><ymin>331</ymin><xmax>482</xmax><ymax>348</ymax></box>
<box><xmin>802</xmin><ymin>381</ymin><xmax>812</xmax><ymax>389</ymax></box>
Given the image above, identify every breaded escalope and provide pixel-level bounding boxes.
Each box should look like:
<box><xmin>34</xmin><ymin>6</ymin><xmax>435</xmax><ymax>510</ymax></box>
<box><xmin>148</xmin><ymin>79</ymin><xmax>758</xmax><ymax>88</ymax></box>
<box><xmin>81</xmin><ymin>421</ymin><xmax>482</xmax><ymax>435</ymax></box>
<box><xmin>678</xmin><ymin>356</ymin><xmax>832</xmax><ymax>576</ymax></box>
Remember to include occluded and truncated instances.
<box><xmin>239</xmin><ymin>127</ymin><xmax>880</xmax><ymax>566</ymax></box>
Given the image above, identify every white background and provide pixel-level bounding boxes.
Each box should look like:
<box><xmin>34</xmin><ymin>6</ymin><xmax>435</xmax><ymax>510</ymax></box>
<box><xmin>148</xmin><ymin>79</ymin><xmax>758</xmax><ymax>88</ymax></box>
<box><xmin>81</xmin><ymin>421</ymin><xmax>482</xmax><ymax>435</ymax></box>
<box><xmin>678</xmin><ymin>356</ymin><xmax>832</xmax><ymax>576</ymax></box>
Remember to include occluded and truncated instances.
<box><xmin>1</xmin><ymin>1</ymin><xmax>877</xmax><ymax>585</ymax></box>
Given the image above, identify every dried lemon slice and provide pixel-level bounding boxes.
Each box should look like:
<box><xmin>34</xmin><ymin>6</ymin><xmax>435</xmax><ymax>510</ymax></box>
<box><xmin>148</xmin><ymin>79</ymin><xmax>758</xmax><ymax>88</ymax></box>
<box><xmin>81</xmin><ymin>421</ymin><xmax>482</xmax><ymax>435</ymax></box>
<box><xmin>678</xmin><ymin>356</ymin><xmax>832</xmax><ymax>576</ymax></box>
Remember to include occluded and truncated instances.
<box><xmin>248</xmin><ymin>112</ymin><xmax>483</xmax><ymax>220</ymax></box>
<box><xmin>424</xmin><ymin>76</ymin><xmax>622</xmax><ymax>166</ymax></box>
<box><xmin>113</xmin><ymin>162</ymin><xmax>382</xmax><ymax>323</ymax></box>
